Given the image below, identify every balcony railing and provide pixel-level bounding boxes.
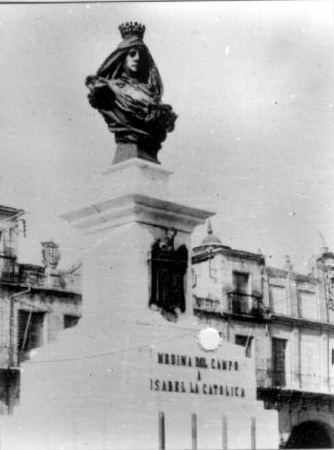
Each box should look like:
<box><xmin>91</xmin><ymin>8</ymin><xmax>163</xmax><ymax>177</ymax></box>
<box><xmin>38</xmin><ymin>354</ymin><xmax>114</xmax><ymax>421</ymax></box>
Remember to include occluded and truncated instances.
<box><xmin>228</xmin><ymin>292</ymin><xmax>264</xmax><ymax>316</ymax></box>
<box><xmin>0</xmin><ymin>256</ymin><xmax>45</xmax><ymax>287</ymax></box>
<box><xmin>18</xmin><ymin>270</ymin><xmax>45</xmax><ymax>287</ymax></box>
<box><xmin>256</xmin><ymin>368</ymin><xmax>327</xmax><ymax>393</ymax></box>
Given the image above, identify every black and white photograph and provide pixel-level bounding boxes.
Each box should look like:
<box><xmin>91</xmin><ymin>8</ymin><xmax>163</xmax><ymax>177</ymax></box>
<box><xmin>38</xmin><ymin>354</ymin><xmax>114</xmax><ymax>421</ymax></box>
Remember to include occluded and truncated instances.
<box><xmin>0</xmin><ymin>1</ymin><xmax>333</xmax><ymax>448</ymax></box>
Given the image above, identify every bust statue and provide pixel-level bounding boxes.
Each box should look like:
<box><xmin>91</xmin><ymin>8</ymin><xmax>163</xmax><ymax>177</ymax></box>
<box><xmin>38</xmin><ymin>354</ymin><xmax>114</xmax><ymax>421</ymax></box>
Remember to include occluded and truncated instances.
<box><xmin>85</xmin><ymin>22</ymin><xmax>177</xmax><ymax>164</ymax></box>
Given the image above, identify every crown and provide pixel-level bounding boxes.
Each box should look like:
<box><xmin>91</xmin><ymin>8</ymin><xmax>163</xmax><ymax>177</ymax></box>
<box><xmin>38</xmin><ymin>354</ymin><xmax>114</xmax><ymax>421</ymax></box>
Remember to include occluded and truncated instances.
<box><xmin>119</xmin><ymin>22</ymin><xmax>146</xmax><ymax>40</ymax></box>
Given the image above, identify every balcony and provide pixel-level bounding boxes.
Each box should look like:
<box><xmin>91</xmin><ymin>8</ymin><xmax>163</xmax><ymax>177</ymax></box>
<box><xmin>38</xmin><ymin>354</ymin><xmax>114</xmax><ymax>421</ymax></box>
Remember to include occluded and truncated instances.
<box><xmin>0</xmin><ymin>257</ymin><xmax>46</xmax><ymax>287</ymax></box>
<box><xmin>18</xmin><ymin>267</ymin><xmax>45</xmax><ymax>287</ymax></box>
<box><xmin>228</xmin><ymin>292</ymin><xmax>265</xmax><ymax>317</ymax></box>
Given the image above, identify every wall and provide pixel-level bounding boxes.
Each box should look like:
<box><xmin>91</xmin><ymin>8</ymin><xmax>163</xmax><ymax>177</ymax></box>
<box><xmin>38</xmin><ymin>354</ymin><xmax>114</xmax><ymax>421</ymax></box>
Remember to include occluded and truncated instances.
<box><xmin>0</xmin><ymin>283</ymin><xmax>81</xmax><ymax>369</ymax></box>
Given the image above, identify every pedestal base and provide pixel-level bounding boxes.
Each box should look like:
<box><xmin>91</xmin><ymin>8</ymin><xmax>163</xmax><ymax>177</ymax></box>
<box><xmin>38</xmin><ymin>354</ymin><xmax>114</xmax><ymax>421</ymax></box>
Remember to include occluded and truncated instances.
<box><xmin>3</xmin><ymin>315</ymin><xmax>279</xmax><ymax>450</ymax></box>
<box><xmin>113</xmin><ymin>143</ymin><xmax>160</xmax><ymax>165</ymax></box>
<box><xmin>2</xmin><ymin>157</ymin><xmax>279</xmax><ymax>449</ymax></box>
<box><xmin>100</xmin><ymin>158</ymin><xmax>173</xmax><ymax>202</ymax></box>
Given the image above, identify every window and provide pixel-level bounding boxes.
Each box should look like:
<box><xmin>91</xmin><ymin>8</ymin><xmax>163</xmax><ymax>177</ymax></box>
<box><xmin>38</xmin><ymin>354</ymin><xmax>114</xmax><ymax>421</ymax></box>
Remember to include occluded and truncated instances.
<box><xmin>232</xmin><ymin>272</ymin><xmax>250</xmax><ymax>314</ymax></box>
<box><xmin>298</xmin><ymin>290</ymin><xmax>317</xmax><ymax>320</ymax></box>
<box><xmin>64</xmin><ymin>315</ymin><xmax>80</xmax><ymax>329</ymax></box>
<box><xmin>233</xmin><ymin>272</ymin><xmax>249</xmax><ymax>294</ymax></box>
<box><xmin>270</xmin><ymin>285</ymin><xmax>287</xmax><ymax>315</ymax></box>
<box><xmin>272</xmin><ymin>338</ymin><xmax>287</xmax><ymax>387</ymax></box>
<box><xmin>300</xmin><ymin>337</ymin><xmax>320</xmax><ymax>387</ymax></box>
<box><xmin>235</xmin><ymin>334</ymin><xmax>253</xmax><ymax>358</ymax></box>
<box><xmin>18</xmin><ymin>310</ymin><xmax>45</xmax><ymax>362</ymax></box>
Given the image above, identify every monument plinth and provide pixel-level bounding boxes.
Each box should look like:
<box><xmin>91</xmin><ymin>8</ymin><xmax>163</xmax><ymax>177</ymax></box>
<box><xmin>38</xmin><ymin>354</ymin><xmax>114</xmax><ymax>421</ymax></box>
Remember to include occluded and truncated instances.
<box><xmin>101</xmin><ymin>158</ymin><xmax>173</xmax><ymax>200</ymax></box>
<box><xmin>2</xmin><ymin>22</ymin><xmax>278</xmax><ymax>450</ymax></box>
<box><xmin>2</xmin><ymin>152</ymin><xmax>278</xmax><ymax>449</ymax></box>
<box><xmin>59</xmin><ymin>157</ymin><xmax>213</xmax><ymax>326</ymax></box>
<box><xmin>112</xmin><ymin>143</ymin><xmax>161</xmax><ymax>165</ymax></box>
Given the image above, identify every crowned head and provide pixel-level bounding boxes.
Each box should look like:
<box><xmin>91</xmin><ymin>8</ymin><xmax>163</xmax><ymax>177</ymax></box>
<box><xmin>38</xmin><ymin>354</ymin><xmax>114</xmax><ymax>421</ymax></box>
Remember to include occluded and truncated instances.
<box><xmin>119</xmin><ymin>22</ymin><xmax>146</xmax><ymax>40</ymax></box>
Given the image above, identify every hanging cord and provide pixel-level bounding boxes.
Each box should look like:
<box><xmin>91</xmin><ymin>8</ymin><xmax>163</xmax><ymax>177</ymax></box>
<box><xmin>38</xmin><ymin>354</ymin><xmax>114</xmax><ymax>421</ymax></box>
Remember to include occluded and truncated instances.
<box><xmin>20</xmin><ymin>305</ymin><xmax>34</xmax><ymax>353</ymax></box>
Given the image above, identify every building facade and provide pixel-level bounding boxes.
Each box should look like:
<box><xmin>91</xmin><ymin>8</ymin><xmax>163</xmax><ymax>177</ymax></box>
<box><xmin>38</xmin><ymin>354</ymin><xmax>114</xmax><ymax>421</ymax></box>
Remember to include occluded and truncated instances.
<box><xmin>192</xmin><ymin>224</ymin><xmax>334</xmax><ymax>448</ymax></box>
<box><xmin>0</xmin><ymin>205</ymin><xmax>82</xmax><ymax>414</ymax></box>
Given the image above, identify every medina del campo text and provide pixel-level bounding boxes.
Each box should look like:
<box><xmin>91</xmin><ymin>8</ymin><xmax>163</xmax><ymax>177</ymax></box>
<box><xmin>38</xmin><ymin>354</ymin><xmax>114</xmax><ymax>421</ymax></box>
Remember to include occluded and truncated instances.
<box><xmin>156</xmin><ymin>352</ymin><xmax>239</xmax><ymax>371</ymax></box>
<box><xmin>149</xmin><ymin>352</ymin><xmax>246</xmax><ymax>397</ymax></box>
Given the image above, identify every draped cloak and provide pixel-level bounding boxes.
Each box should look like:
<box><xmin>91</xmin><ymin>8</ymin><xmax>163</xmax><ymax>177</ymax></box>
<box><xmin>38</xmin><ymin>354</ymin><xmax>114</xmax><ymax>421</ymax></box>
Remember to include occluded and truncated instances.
<box><xmin>86</xmin><ymin>35</ymin><xmax>176</xmax><ymax>155</ymax></box>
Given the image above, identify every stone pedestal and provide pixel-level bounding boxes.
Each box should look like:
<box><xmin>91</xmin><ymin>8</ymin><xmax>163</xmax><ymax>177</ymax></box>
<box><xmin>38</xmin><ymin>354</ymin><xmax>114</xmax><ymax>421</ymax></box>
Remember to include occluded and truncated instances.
<box><xmin>59</xmin><ymin>158</ymin><xmax>212</xmax><ymax>325</ymax></box>
<box><xmin>2</xmin><ymin>158</ymin><xmax>278</xmax><ymax>450</ymax></box>
<box><xmin>101</xmin><ymin>158</ymin><xmax>172</xmax><ymax>199</ymax></box>
<box><xmin>112</xmin><ymin>143</ymin><xmax>160</xmax><ymax>165</ymax></box>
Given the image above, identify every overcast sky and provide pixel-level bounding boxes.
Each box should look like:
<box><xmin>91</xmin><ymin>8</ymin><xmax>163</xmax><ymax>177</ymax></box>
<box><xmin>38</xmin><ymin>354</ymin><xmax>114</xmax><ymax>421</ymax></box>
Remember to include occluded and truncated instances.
<box><xmin>0</xmin><ymin>1</ymin><xmax>333</xmax><ymax>272</ymax></box>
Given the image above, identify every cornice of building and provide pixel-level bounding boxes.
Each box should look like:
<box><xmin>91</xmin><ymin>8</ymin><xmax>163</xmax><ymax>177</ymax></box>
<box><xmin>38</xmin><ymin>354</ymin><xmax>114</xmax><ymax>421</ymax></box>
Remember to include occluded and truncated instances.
<box><xmin>0</xmin><ymin>205</ymin><xmax>25</xmax><ymax>220</ymax></box>
<box><xmin>0</xmin><ymin>281</ymin><xmax>81</xmax><ymax>297</ymax></box>
<box><xmin>193</xmin><ymin>307</ymin><xmax>270</xmax><ymax>324</ymax></box>
<box><xmin>192</xmin><ymin>246</ymin><xmax>265</xmax><ymax>264</ymax></box>
<box><xmin>271</xmin><ymin>314</ymin><xmax>334</xmax><ymax>330</ymax></box>
<box><xmin>266</xmin><ymin>266</ymin><xmax>288</xmax><ymax>278</ymax></box>
<box><xmin>257</xmin><ymin>386</ymin><xmax>334</xmax><ymax>402</ymax></box>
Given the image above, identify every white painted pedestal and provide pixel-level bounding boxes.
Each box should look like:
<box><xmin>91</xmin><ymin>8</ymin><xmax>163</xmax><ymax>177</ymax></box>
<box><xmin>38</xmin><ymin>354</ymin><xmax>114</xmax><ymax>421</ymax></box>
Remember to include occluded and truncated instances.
<box><xmin>2</xmin><ymin>159</ymin><xmax>278</xmax><ymax>450</ymax></box>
